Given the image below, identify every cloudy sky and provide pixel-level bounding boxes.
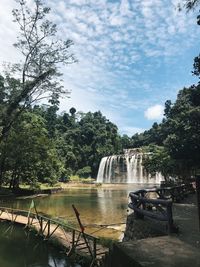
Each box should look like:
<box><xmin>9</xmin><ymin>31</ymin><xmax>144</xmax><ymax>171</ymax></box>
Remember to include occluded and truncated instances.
<box><xmin>0</xmin><ymin>0</ymin><xmax>199</xmax><ymax>136</ymax></box>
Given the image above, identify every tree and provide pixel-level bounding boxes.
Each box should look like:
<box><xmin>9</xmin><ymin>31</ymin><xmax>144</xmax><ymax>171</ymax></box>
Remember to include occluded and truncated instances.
<box><xmin>183</xmin><ymin>0</ymin><xmax>200</xmax><ymax>10</ymax></box>
<box><xmin>69</xmin><ymin>107</ymin><xmax>76</xmax><ymax>116</ymax></box>
<box><xmin>143</xmin><ymin>145</ymin><xmax>178</xmax><ymax>182</ymax></box>
<box><xmin>77</xmin><ymin>111</ymin><xmax>121</xmax><ymax>176</ymax></box>
<box><xmin>76</xmin><ymin>166</ymin><xmax>92</xmax><ymax>178</ymax></box>
<box><xmin>51</xmin><ymin>110</ymin><xmax>121</xmax><ymax>178</ymax></box>
<box><xmin>163</xmin><ymin>85</ymin><xmax>200</xmax><ymax>178</ymax></box>
<box><xmin>1</xmin><ymin>111</ymin><xmax>64</xmax><ymax>188</ymax></box>
<box><xmin>140</xmin><ymin>84</ymin><xmax>200</xmax><ymax>181</ymax></box>
<box><xmin>121</xmin><ymin>134</ymin><xmax>132</xmax><ymax>149</ymax></box>
<box><xmin>0</xmin><ymin>0</ymin><xmax>75</xmax><ymax>142</ymax></box>
<box><xmin>179</xmin><ymin>0</ymin><xmax>200</xmax><ymax>78</ymax></box>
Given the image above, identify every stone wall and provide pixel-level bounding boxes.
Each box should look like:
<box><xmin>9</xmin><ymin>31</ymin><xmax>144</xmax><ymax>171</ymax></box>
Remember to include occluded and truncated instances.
<box><xmin>123</xmin><ymin>211</ymin><xmax>167</xmax><ymax>242</ymax></box>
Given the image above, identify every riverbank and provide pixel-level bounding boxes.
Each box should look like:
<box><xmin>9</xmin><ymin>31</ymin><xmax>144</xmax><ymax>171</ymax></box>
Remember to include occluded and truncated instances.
<box><xmin>0</xmin><ymin>182</ymin><xmax>158</xmax><ymax>198</ymax></box>
<box><xmin>59</xmin><ymin>182</ymin><xmax>158</xmax><ymax>190</ymax></box>
<box><xmin>0</xmin><ymin>182</ymin><xmax>93</xmax><ymax>198</ymax></box>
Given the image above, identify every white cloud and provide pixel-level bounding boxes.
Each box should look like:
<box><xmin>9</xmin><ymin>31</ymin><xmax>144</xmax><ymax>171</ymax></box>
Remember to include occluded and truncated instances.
<box><xmin>144</xmin><ymin>104</ymin><xmax>164</xmax><ymax>120</ymax></box>
<box><xmin>0</xmin><ymin>0</ymin><xmax>198</xmax><ymax>132</ymax></box>
<box><xmin>120</xmin><ymin>126</ymin><xmax>145</xmax><ymax>136</ymax></box>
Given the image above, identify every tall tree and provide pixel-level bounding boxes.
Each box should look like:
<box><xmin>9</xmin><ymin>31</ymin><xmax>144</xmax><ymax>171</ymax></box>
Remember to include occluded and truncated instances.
<box><xmin>0</xmin><ymin>0</ymin><xmax>75</xmax><ymax>142</ymax></box>
<box><xmin>1</xmin><ymin>111</ymin><xmax>63</xmax><ymax>189</ymax></box>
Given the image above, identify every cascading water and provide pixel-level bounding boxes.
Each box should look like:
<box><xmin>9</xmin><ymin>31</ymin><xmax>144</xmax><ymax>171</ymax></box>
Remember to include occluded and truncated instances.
<box><xmin>96</xmin><ymin>148</ymin><xmax>164</xmax><ymax>184</ymax></box>
<box><xmin>97</xmin><ymin>157</ymin><xmax>107</xmax><ymax>183</ymax></box>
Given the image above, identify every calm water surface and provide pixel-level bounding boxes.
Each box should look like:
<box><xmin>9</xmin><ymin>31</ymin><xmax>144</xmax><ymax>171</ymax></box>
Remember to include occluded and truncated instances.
<box><xmin>0</xmin><ymin>222</ymin><xmax>81</xmax><ymax>267</ymax></box>
<box><xmin>1</xmin><ymin>184</ymin><xmax>156</xmax><ymax>239</ymax></box>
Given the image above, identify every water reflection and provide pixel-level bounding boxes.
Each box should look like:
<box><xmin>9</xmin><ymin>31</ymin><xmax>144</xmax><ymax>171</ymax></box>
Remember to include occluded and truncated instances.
<box><xmin>0</xmin><ymin>222</ymin><xmax>81</xmax><ymax>267</ymax></box>
<box><xmin>1</xmin><ymin>184</ymin><xmax>156</xmax><ymax>239</ymax></box>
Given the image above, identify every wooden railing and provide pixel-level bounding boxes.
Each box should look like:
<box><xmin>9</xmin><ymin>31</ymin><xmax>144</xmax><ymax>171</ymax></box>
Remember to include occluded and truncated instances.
<box><xmin>128</xmin><ymin>183</ymin><xmax>195</xmax><ymax>233</ymax></box>
<box><xmin>156</xmin><ymin>183</ymin><xmax>195</xmax><ymax>202</ymax></box>
<box><xmin>129</xmin><ymin>190</ymin><xmax>174</xmax><ymax>233</ymax></box>
<box><xmin>0</xmin><ymin>206</ymin><xmax>105</xmax><ymax>266</ymax></box>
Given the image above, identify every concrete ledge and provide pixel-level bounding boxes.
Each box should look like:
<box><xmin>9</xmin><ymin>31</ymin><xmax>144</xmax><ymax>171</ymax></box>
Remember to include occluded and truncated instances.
<box><xmin>107</xmin><ymin>236</ymin><xmax>200</xmax><ymax>267</ymax></box>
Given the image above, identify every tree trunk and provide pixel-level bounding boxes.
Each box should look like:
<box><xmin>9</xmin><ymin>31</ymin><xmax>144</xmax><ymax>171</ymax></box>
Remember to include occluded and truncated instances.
<box><xmin>12</xmin><ymin>174</ymin><xmax>20</xmax><ymax>190</ymax></box>
<box><xmin>0</xmin><ymin>154</ymin><xmax>6</xmax><ymax>188</ymax></box>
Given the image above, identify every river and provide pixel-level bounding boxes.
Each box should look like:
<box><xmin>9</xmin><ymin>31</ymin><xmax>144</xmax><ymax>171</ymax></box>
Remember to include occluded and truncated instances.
<box><xmin>0</xmin><ymin>184</ymin><xmax>156</xmax><ymax>240</ymax></box>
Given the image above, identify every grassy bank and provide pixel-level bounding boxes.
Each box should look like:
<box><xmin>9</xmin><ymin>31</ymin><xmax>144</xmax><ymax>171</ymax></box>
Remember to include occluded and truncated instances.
<box><xmin>0</xmin><ymin>179</ymin><xmax>100</xmax><ymax>197</ymax></box>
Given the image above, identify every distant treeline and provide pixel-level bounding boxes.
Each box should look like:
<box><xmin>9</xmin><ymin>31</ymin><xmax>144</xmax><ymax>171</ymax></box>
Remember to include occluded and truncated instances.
<box><xmin>0</xmin><ymin>91</ymin><xmax>125</xmax><ymax>188</ymax></box>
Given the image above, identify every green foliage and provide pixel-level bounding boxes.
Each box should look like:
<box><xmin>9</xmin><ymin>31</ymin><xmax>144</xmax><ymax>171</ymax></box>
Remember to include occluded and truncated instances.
<box><xmin>143</xmin><ymin>145</ymin><xmax>177</xmax><ymax>181</ymax></box>
<box><xmin>131</xmin><ymin>122</ymin><xmax>165</xmax><ymax>148</ymax></box>
<box><xmin>2</xmin><ymin>0</ymin><xmax>200</xmax><ymax>188</ymax></box>
<box><xmin>76</xmin><ymin>166</ymin><xmax>92</xmax><ymax>178</ymax></box>
<box><xmin>0</xmin><ymin>111</ymin><xmax>64</xmax><ymax>188</ymax></box>
<box><xmin>0</xmin><ymin>0</ymin><xmax>76</xmax><ymax>186</ymax></box>
<box><xmin>163</xmin><ymin>85</ymin><xmax>200</xmax><ymax>178</ymax></box>
<box><xmin>69</xmin><ymin>175</ymin><xmax>81</xmax><ymax>182</ymax></box>
<box><xmin>53</xmin><ymin>110</ymin><xmax>121</xmax><ymax>177</ymax></box>
<box><xmin>0</xmin><ymin>0</ymin><xmax>75</xmax><ymax>143</ymax></box>
<box><xmin>121</xmin><ymin>134</ymin><xmax>132</xmax><ymax>149</ymax></box>
<box><xmin>135</xmin><ymin>84</ymin><xmax>200</xmax><ymax>180</ymax></box>
<box><xmin>81</xmin><ymin>178</ymin><xmax>95</xmax><ymax>183</ymax></box>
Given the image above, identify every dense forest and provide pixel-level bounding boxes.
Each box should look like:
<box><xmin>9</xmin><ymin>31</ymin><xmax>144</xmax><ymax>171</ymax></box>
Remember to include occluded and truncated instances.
<box><xmin>0</xmin><ymin>91</ymin><xmax>122</xmax><ymax>188</ymax></box>
<box><xmin>0</xmin><ymin>0</ymin><xmax>200</xmax><ymax>188</ymax></box>
<box><xmin>1</xmin><ymin>78</ymin><xmax>200</xmax><ymax>187</ymax></box>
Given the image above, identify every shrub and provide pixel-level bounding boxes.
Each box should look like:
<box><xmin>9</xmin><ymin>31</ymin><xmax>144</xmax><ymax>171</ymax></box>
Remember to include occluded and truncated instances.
<box><xmin>76</xmin><ymin>166</ymin><xmax>92</xmax><ymax>178</ymax></box>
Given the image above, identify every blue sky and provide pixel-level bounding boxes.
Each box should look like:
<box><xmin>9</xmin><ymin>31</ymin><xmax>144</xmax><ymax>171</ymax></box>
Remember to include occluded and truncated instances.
<box><xmin>0</xmin><ymin>0</ymin><xmax>199</xmax><ymax>136</ymax></box>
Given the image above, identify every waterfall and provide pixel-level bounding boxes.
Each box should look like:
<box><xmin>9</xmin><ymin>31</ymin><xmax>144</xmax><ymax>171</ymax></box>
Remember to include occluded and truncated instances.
<box><xmin>126</xmin><ymin>155</ymin><xmax>131</xmax><ymax>183</ymax></box>
<box><xmin>96</xmin><ymin>157</ymin><xmax>107</xmax><ymax>183</ymax></box>
<box><xmin>96</xmin><ymin>149</ymin><xmax>164</xmax><ymax>184</ymax></box>
<box><xmin>97</xmin><ymin>156</ymin><xmax>118</xmax><ymax>183</ymax></box>
<box><xmin>126</xmin><ymin>154</ymin><xmax>137</xmax><ymax>183</ymax></box>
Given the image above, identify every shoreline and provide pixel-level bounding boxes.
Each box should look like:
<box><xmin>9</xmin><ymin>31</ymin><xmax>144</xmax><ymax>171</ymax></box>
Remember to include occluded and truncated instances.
<box><xmin>0</xmin><ymin>182</ymin><xmax>159</xmax><ymax>198</ymax></box>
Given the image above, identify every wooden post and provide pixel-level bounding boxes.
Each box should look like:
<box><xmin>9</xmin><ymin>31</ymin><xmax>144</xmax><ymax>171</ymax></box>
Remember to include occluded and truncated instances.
<box><xmin>72</xmin><ymin>204</ymin><xmax>85</xmax><ymax>233</ymax></box>
<box><xmin>93</xmin><ymin>238</ymin><xmax>97</xmax><ymax>259</ymax></box>
<box><xmin>47</xmin><ymin>220</ymin><xmax>50</xmax><ymax>238</ymax></box>
<box><xmin>72</xmin><ymin>229</ymin><xmax>75</xmax><ymax>247</ymax></box>
<box><xmin>40</xmin><ymin>217</ymin><xmax>43</xmax><ymax>233</ymax></box>
<box><xmin>141</xmin><ymin>191</ymin><xmax>146</xmax><ymax>211</ymax></box>
<box><xmin>195</xmin><ymin>175</ymin><xmax>200</xmax><ymax>231</ymax></box>
<box><xmin>166</xmin><ymin>202</ymin><xmax>174</xmax><ymax>233</ymax></box>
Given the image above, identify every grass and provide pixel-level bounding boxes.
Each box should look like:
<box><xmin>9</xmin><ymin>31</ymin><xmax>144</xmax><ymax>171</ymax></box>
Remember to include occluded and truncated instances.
<box><xmin>18</xmin><ymin>182</ymin><xmax>61</xmax><ymax>190</ymax></box>
<box><xmin>1</xmin><ymin>177</ymin><xmax>100</xmax><ymax>196</ymax></box>
<box><xmin>69</xmin><ymin>176</ymin><xmax>95</xmax><ymax>183</ymax></box>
